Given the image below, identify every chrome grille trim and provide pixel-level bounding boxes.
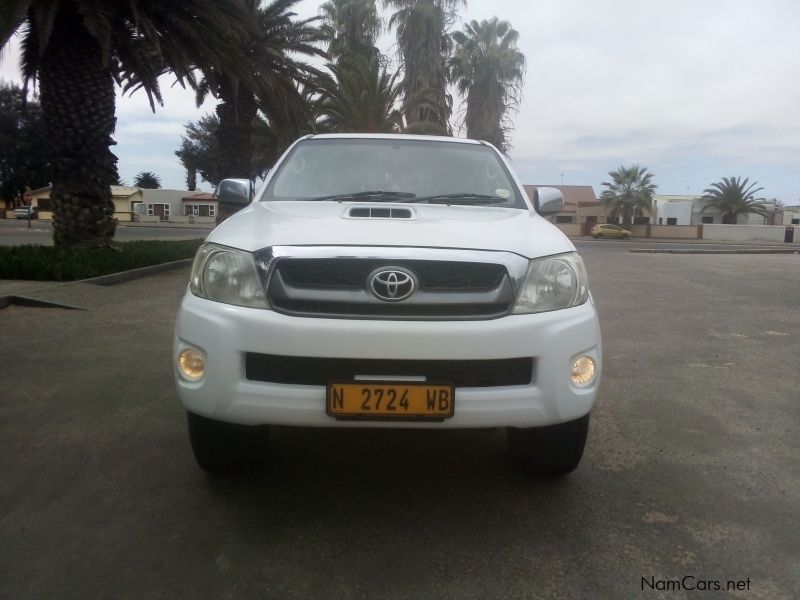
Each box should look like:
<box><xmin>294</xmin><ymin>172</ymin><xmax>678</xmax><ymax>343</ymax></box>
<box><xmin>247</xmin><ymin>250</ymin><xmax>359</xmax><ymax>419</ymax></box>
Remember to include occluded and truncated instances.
<box><xmin>253</xmin><ymin>246</ymin><xmax>530</xmax><ymax>320</ymax></box>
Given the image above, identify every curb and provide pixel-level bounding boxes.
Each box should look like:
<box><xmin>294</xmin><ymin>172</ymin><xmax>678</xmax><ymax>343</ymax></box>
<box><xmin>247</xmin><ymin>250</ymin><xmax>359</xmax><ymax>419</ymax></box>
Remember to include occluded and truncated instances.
<box><xmin>1</xmin><ymin>259</ymin><xmax>193</xmax><ymax>310</ymax></box>
<box><xmin>629</xmin><ymin>249</ymin><xmax>799</xmax><ymax>255</ymax></box>
<box><xmin>82</xmin><ymin>258</ymin><xmax>193</xmax><ymax>286</ymax></box>
<box><xmin>0</xmin><ymin>295</ymin><xmax>85</xmax><ymax>310</ymax></box>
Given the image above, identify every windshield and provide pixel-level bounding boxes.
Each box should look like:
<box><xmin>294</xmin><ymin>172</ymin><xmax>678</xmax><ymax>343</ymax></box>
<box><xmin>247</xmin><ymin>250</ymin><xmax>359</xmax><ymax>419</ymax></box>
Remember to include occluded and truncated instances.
<box><xmin>260</xmin><ymin>138</ymin><xmax>529</xmax><ymax>209</ymax></box>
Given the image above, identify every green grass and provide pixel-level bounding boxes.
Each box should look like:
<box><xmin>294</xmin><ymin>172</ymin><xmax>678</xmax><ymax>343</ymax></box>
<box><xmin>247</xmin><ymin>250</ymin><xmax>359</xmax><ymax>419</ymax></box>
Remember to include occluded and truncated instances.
<box><xmin>0</xmin><ymin>239</ymin><xmax>204</xmax><ymax>281</ymax></box>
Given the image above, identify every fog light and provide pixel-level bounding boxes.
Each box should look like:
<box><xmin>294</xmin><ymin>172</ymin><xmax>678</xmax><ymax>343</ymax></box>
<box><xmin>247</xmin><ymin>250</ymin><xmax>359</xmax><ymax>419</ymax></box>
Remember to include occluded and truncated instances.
<box><xmin>571</xmin><ymin>356</ymin><xmax>596</xmax><ymax>385</ymax></box>
<box><xmin>178</xmin><ymin>349</ymin><xmax>205</xmax><ymax>381</ymax></box>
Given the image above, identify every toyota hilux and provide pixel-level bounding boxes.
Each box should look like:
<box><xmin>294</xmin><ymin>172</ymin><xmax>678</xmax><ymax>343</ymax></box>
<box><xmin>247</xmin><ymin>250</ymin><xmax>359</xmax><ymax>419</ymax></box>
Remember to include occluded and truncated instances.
<box><xmin>174</xmin><ymin>134</ymin><xmax>602</xmax><ymax>476</ymax></box>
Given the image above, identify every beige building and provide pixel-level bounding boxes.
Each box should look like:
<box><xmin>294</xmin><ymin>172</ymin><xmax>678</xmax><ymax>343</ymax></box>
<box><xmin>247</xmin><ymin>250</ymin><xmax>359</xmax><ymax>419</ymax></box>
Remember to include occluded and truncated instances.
<box><xmin>7</xmin><ymin>186</ymin><xmax>213</xmax><ymax>223</ymax></box>
<box><xmin>524</xmin><ymin>184</ymin><xmax>624</xmax><ymax>234</ymax></box>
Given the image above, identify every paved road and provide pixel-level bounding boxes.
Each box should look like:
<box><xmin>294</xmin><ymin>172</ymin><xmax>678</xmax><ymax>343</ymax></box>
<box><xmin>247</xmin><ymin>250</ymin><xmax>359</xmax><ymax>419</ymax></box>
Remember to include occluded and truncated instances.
<box><xmin>1</xmin><ymin>245</ymin><xmax>798</xmax><ymax>598</ymax></box>
<box><xmin>0</xmin><ymin>219</ymin><xmax>208</xmax><ymax>245</ymax></box>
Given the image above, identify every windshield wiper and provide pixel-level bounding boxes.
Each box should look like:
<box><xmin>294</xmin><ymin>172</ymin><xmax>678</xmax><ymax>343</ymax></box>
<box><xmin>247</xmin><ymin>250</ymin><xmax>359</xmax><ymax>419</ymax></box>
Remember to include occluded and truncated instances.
<box><xmin>409</xmin><ymin>193</ymin><xmax>508</xmax><ymax>205</ymax></box>
<box><xmin>304</xmin><ymin>191</ymin><xmax>417</xmax><ymax>202</ymax></box>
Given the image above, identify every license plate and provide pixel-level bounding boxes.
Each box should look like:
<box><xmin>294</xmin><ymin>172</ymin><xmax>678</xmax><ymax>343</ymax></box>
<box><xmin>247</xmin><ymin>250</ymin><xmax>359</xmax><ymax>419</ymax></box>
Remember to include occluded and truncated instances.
<box><xmin>326</xmin><ymin>381</ymin><xmax>455</xmax><ymax>420</ymax></box>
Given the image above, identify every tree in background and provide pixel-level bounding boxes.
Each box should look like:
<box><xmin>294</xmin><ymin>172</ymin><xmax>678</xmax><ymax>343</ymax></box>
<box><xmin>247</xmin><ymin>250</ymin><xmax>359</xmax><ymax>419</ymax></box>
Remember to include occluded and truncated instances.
<box><xmin>0</xmin><ymin>81</ymin><xmax>51</xmax><ymax>204</ymax></box>
<box><xmin>601</xmin><ymin>165</ymin><xmax>657</xmax><ymax>226</ymax></box>
<box><xmin>1</xmin><ymin>0</ymin><xmax>261</xmax><ymax>247</ymax></box>
<box><xmin>702</xmin><ymin>177</ymin><xmax>768</xmax><ymax>224</ymax></box>
<box><xmin>385</xmin><ymin>0</ymin><xmax>464</xmax><ymax>133</ymax></box>
<box><xmin>320</xmin><ymin>0</ymin><xmax>383</xmax><ymax>64</ymax></box>
<box><xmin>194</xmin><ymin>0</ymin><xmax>325</xmax><ymax>181</ymax></box>
<box><xmin>449</xmin><ymin>18</ymin><xmax>525</xmax><ymax>153</ymax></box>
<box><xmin>133</xmin><ymin>172</ymin><xmax>162</xmax><ymax>189</ymax></box>
<box><xmin>175</xmin><ymin>115</ymin><xmax>223</xmax><ymax>189</ymax></box>
<box><xmin>317</xmin><ymin>57</ymin><xmax>404</xmax><ymax>133</ymax></box>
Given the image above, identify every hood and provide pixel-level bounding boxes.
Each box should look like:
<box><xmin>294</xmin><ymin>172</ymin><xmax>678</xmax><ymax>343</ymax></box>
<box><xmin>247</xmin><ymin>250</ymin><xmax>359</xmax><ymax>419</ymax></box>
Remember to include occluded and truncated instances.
<box><xmin>207</xmin><ymin>201</ymin><xmax>575</xmax><ymax>259</ymax></box>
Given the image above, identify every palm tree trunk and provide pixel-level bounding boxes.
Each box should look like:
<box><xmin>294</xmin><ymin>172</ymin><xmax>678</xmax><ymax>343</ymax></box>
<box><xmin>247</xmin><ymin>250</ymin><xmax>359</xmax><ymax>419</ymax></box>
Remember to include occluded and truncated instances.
<box><xmin>186</xmin><ymin>167</ymin><xmax>197</xmax><ymax>191</ymax></box>
<box><xmin>38</xmin><ymin>2</ymin><xmax>118</xmax><ymax>247</ymax></box>
<box><xmin>215</xmin><ymin>82</ymin><xmax>257</xmax><ymax>180</ymax></box>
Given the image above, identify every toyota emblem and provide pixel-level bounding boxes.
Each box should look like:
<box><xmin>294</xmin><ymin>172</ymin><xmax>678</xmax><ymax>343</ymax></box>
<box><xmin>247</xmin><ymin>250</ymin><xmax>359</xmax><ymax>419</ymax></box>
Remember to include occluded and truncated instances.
<box><xmin>368</xmin><ymin>267</ymin><xmax>417</xmax><ymax>302</ymax></box>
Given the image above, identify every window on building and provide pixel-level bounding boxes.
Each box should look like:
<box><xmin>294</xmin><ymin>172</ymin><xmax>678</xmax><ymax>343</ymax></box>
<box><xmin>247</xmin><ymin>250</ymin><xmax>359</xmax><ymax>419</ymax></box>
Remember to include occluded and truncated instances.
<box><xmin>702</xmin><ymin>216</ymin><xmax>714</xmax><ymax>224</ymax></box>
<box><xmin>555</xmin><ymin>215</ymin><xmax>574</xmax><ymax>223</ymax></box>
<box><xmin>666</xmin><ymin>218</ymin><xmax>678</xmax><ymax>225</ymax></box>
<box><xmin>147</xmin><ymin>204</ymin><xmax>154</xmax><ymax>216</ymax></box>
<box><xmin>792</xmin><ymin>218</ymin><xmax>800</xmax><ymax>225</ymax></box>
<box><xmin>184</xmin><ymin>203</ymin><xmax>216</xmax><ymax>217</ymax></box>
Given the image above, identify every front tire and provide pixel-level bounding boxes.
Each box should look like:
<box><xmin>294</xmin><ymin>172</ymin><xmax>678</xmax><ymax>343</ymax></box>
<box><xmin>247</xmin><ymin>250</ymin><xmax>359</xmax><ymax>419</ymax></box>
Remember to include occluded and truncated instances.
<box><xmin>187</xmin><ymin>411</ymin><xmax>270</xmax><ymax>475</ymax></box>
<box><xmin>507</xmin><ymin>413</ymin><xmax>590</xmax><ymax>477</ymax></box>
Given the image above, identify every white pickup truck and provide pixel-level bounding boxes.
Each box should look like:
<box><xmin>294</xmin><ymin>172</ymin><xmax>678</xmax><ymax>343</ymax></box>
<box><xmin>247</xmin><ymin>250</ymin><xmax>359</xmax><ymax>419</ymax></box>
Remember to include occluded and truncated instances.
<box><xmin>174</xmin><ymin>134</ymin><xmax>602</xmax><ymax>477</ymax></box>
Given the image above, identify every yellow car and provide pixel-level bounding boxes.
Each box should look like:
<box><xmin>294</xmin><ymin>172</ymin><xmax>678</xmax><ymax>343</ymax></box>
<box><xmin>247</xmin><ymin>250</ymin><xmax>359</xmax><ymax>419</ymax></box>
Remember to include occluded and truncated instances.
<box><xmin>590</xmin><ymin>224</ymin><xmax>631</xmax><ymax>239</ymax></box>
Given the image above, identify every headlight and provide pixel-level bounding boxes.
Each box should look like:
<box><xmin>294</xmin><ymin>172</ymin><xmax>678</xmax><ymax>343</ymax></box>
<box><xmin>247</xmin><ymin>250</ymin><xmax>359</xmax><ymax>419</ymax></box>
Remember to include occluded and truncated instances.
<box><xmin>189</xmin><ymin>243</ymin><xmax>269</xmax><ymax>308</ymax></box>
<box><xmin>512</xmin><ymin>252</ymin><xmax>589</xmax><ymax>314</ymax></box>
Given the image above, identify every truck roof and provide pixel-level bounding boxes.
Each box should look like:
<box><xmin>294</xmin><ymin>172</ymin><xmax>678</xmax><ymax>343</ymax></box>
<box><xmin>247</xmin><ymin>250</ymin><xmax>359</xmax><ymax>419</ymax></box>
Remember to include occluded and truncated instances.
<box><xmin>303</xmin><ymin>133</ymin><xmax>483</xmax><ymax>145</ymax></box>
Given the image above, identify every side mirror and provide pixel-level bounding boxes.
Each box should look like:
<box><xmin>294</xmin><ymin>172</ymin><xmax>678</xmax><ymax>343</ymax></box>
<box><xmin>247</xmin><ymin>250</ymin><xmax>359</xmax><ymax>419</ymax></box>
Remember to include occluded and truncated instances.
<box><xmin>535</xmin><ymin>186</ymin><xmax>565</xmax><ymax>215</ymax></box>
<box><xmin>217</xmin><ymin>178</ymin><xmax>252</xmax><ymax>208</ymax></box>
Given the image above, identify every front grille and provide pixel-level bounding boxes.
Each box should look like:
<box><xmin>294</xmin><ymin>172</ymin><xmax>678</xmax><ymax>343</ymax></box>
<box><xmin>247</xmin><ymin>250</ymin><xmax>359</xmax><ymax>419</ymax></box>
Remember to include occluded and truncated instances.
<box><xmin>245</xmin><ymin>354</ymin><xmax>534</xmax><ymax>387</ymax></box>
<box><xmin>278</xmin><ymin>259</ymin><xmax>504</xmax><ymax>290</ymax></box>
<box><xmin>266</xmin><ymin>257</ymin><xmax>514</xmax><ymax>320</ymax></box>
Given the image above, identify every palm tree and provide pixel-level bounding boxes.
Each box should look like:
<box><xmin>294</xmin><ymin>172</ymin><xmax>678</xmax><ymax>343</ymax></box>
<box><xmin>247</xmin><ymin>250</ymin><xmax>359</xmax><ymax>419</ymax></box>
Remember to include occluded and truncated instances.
<box><xmin>320</xmin><ymin>0</ymin><xmax>383</xmax><ymax>64</ymax></box>
<box><xmin>317</xmin><ymin>57</ymin><xmax>404</xmax><ymax>133</ymax></box>
<box><xmin>133</xmin><ymin>172</ymin><xmax>161</xmax><ymax>189</ymax></box>
<box><xmin>449</xmin><ymin>18</ymin><xmax>525</xmax><ymax>153</ymax></box>
<box><xmin>384</xmin><ymin>0</ymin><xmax>464</xmax><ymax>133</ymax></box>
<box><xmin>252</xmin><ymin>83</ymin><xmax>319</xmax><ymax>178</ymax></box>
<box><xmin>1</xmin><ymin>0</ymin><xmax>259</xmax><ymax>247</ymax></box>
<box><xmin>601</xmin><ymin>165</ymin><xmax>657</xmax><ymax>226</ymax></box>
<box><xmin>702</xmin><ymin>177</ymin><xmax>768</xmax><ymax>224</ymax></box>
<box><xmin>194</xmin><ymin>0</ymin><xmax>325</xmax><ymax>181</ymax></box>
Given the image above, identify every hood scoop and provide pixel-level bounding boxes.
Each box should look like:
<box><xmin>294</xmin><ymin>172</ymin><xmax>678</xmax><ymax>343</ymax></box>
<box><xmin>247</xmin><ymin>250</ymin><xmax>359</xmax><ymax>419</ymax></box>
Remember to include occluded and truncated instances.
<box><xmin>346</xmin><ymin>206</ymin><xmax>414</xmax><ymax>220</ymax></box>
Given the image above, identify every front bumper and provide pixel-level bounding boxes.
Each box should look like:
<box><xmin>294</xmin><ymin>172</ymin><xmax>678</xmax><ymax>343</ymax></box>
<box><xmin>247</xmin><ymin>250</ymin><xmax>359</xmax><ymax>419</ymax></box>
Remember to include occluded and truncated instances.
<box><xmin>174</xmin><ymin>291</ymin><xmax>602</xmax><ymax>429</ymax></box>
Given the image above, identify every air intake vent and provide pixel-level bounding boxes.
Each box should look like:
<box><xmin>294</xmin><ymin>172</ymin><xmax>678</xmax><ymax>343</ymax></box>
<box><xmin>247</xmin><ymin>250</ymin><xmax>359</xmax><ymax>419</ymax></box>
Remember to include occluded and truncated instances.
<box><xmin>348</xmin><ymin>207</ymin><xmax>413</xmax><ymax>219</ymax></box>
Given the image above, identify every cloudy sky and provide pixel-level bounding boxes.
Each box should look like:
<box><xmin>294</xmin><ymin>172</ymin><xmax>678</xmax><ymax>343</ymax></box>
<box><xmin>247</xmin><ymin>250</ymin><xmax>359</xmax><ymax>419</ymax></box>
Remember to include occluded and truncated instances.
<box><xmin>2</xmin><ymin>0</ymin><xmax>799</xmax><ymax>201</ymax></box>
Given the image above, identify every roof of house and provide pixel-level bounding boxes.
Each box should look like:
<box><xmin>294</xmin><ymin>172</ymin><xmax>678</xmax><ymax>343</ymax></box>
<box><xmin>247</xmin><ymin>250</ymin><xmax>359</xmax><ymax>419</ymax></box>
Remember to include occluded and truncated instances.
<box><xmin>110</xmin><ymin>185</ymin><xmax>141</xmax><ymax>197</ymax></box>
<box><xmin>523</xmin><ymin>185</ymin><xmax>597</xmax><ymax>213</ymax></box>
<box><xmin>182</xmin><ymin>192</ymin><xmax>217</xmax><ymax>202</ymax></box>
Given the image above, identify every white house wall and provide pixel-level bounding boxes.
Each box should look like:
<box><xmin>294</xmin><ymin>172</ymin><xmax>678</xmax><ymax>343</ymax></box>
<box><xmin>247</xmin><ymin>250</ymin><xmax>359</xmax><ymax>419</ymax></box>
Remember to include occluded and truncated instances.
<box><xmin>658</xmin><ymin>200</ymin><xmax>693</xmax><ymax>225</ymax></box>
<box><xmin>702</xmin><ymin>224</ymin><xmax>800</xmax><ymax>244</ymax></box>
<box><xmin>140</xmin><ymin>189</ymin><xmax>193</xmax><ymax>219</ymax></box>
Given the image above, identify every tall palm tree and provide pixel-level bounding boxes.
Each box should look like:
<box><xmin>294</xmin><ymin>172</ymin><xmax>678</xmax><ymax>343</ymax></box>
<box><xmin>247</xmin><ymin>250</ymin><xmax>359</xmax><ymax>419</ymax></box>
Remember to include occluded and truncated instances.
<box><xmin>601</xmin><ymin>165</ymin><xmax>657</xmax><ymax>226</ymax></box>
<box><xmin>252</xmin><ymin>83</ymin><xmax>319</xmax><ymax>177</ymax></box>
<box><xmin>1</xmin><ymin>0</ymin><xmax>259</xmax><ymax>247</ymax></box>
<box><xmin>384</xmin><ymin>0</ymin><xmax>464</xmax><ymax>133</ymax></box>
<box><xmin>320</xmin><ymin>0</ymin><xmax>383</xmax><ymax>64</ymax></box>
<box><xmin>701</xmin><ymin>177</ymin><xmax>768</xmax><ymax>224</ymax></box>
<box><xmin>133</xmin><ymin>172</ymin><xmax>161</xmax><ymax>189</ymax></box>
<box><xmin>317</xmin><ymin>57</ymin><xmax>405</xmax><ymax>133</ymax></box>
<box><xmin>449</xmin><ymin>17</ymin><xmax>525</xmax><ymax>153</ymax></box>
<box><xmin>194</xmin><ymin>0</ymin><xmax>325</xmax><ymax>181</ymax></box>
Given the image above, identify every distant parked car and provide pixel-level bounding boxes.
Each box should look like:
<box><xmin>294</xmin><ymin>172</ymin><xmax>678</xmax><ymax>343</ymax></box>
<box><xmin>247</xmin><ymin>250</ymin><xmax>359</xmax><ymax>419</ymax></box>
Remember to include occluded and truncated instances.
<box><xmin>590</xmin><ymin>223</ymin><xmax>630</xmax><ymax>239</ymax></box>
<box><xmin>14</xmin><ymin>206</ymin><xmax>38</xmax><ymax>219</ymax></box>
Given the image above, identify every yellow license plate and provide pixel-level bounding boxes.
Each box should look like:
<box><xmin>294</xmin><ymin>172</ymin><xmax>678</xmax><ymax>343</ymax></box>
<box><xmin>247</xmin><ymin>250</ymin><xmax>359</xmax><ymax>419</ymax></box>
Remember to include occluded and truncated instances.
<box><xmin>327</xmin><ymin>381</ymin><xmax>455</xmax><ymax>420</ymax></box>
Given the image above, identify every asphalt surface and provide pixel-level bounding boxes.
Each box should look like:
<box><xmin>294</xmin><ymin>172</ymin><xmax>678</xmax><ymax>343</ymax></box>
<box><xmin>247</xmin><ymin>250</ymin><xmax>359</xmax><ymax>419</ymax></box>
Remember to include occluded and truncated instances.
<box><xmin>0</xmin><ymin>219</ymin><xmax>209</xmax><ymax>245</ymax></box>
<box><xmin>2</xmin><ymin>245</ymin><xmax>799</xmax><ymax>598</ymax></box>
